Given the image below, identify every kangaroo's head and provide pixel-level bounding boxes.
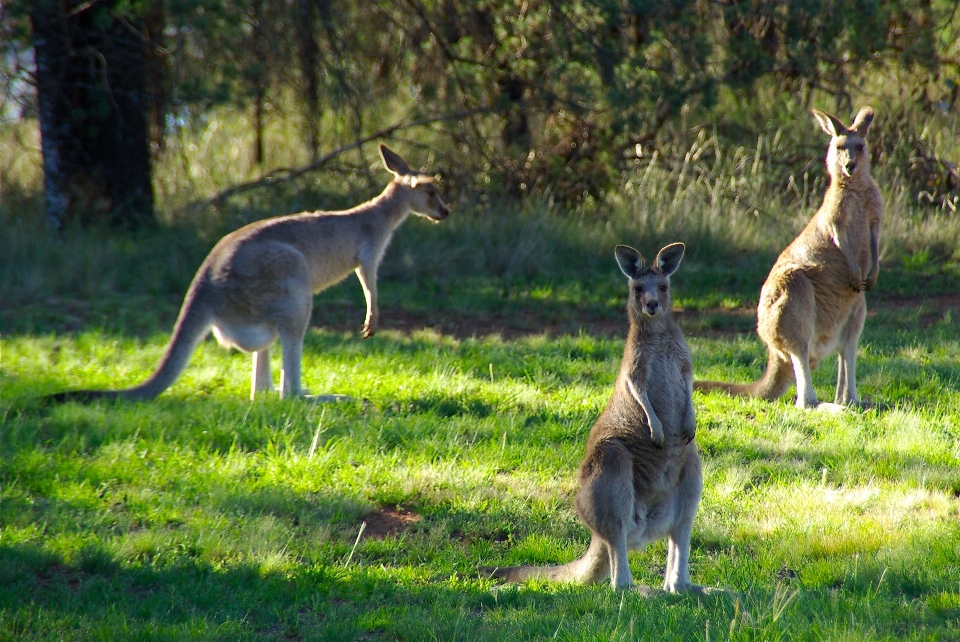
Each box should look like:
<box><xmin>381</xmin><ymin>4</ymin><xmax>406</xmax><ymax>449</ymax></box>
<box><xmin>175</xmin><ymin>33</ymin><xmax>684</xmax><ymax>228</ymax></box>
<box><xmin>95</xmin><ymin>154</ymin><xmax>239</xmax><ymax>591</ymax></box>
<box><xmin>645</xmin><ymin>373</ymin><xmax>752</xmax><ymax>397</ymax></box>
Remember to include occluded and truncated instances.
<box><xmin>615</xmin><ymin>243</ymin><xmax>685</xmax><ymax>322</ymax></box>
<box><xmin>812</xmin><ymin>106</ymin><xmax>874</xmax><ymax>182</ymax></box>
<box><xmin>379</xmin><ymin>143</ymin><xmax>450</xmax><ymax>222</ymax></box>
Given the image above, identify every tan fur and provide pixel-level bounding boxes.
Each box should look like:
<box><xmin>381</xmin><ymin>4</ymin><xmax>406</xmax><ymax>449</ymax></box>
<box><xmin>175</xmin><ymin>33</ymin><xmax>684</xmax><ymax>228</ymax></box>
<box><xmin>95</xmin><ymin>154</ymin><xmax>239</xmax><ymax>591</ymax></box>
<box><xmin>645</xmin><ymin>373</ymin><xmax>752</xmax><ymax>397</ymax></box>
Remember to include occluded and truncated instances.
<box><xmin>695</xmin><ymin>106</ymin><xmax>882</xmax><ymax>410</ymax></box>
<box><xmin>482</xmin><ymin>244</ymin><xmax>711</xmax><ymax>593</ymax></box>
<box><xmin>46</xmin><ymin>144</ymin><xmax>449</xmax><ymax>403</ymax></box>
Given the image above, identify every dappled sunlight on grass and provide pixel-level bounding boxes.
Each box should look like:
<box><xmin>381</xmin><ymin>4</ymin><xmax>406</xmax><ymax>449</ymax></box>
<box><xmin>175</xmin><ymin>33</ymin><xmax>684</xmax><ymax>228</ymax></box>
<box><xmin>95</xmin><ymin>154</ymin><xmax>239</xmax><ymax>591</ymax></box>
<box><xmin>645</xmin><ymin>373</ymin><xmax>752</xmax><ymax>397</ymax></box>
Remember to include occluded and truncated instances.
<box><xmin>6</xmin><ymin>201</ymin><xmax>960</xmax><ymax>638</ymax></box>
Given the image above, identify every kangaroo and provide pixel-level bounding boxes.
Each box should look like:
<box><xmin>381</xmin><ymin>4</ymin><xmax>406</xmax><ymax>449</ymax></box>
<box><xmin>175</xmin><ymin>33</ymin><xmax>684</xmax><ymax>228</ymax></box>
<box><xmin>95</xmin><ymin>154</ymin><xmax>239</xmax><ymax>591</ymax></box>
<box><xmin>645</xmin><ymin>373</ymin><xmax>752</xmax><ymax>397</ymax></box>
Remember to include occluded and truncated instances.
<box><xmin>695</xmin><ymin>106</ymin><xmax>882</xmax><ymax>410</ymax></box>
<box><xmin>46</xmin><ymin>144</ymin><xmax>449</xmax><ymax>403</ymax></box>
<box><xmin>482</xmin><ymin>243</ymin><xmax>710</xmax><ymax>593</ymax></box>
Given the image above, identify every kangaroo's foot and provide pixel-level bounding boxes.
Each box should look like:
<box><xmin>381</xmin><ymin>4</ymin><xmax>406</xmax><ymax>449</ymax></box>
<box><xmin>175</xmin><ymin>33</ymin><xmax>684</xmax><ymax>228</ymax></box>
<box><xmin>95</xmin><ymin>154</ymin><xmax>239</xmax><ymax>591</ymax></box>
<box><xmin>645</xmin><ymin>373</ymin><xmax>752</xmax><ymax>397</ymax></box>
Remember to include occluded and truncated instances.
<box><xmin>814</xmin><ymin>401</ymin><xmax>848</xmax><ymax>413</ymax></box>
<box><xmin>836</xmin><ymin>397</ymin><xmax>890</xmax><ymax>412</ymax></box>
<box><xmin>636</xmin><ymin>583</ymin><xmax>729</xmax><ymax>597</ymax></box>
<box><xmin>676</xmin><ymin>584</ymin><xmax>731</xmax><ymax>596</ymax></box>
<box><xmin>303</xmin><ymin>393</ymin><xmax>357</xmax><ymax>404</ymax></box>
<box><xmin>819</xmin><ymin>398</ymin><xmax>888</xmax><ymax>413</ymax></box>
<box><xmin>795</xmin><ymin>397</ymin><xmax>823</xmax><ymax>410</ymax></box>
<box><xmin>361</xmin><ymin>319</ymin><xmax>378</xmax><ymax>339</ymax></box>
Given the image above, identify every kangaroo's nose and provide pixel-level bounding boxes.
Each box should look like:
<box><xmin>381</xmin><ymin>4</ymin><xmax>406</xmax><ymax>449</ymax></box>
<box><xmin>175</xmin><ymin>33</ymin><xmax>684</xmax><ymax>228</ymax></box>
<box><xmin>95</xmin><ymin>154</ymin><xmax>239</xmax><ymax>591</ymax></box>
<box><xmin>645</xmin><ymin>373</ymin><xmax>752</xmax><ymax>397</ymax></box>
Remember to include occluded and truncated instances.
<box><xmin>645</xmin><ymin>300</ymin><xmax>659</xmax><ymax>315</ymax></box>
<box><xmin>844</xmin><ymin>161</ymin><xmax>857</xmax><ymax>176</ymax></box>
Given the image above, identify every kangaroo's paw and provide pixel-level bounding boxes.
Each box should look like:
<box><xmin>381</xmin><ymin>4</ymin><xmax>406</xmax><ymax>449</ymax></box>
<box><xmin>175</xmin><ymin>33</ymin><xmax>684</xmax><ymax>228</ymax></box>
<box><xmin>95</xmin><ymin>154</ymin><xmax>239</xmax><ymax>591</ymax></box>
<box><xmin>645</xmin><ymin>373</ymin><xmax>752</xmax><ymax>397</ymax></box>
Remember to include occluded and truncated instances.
<box><xmin>848</xmin><ymin>268</ymin><xmax>864</xmax><ymax>292</ymax></box>
<box><xmin>681</xmin><ymin>414</ymin><xmax>696</xmax><ymax>444</ymax></box>
<box><xmin>650</xmin><ymin>420</ymin><xmax>665</xmax><ymax>448</ymax></box>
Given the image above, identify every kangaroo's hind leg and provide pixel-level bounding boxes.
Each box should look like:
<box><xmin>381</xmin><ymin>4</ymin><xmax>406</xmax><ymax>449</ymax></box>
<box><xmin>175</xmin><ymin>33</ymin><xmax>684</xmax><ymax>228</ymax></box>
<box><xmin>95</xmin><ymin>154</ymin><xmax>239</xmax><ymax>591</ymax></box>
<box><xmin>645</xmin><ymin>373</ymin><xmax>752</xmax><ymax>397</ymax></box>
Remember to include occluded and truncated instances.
<box><xmin>663</xmin><ymin>454</ymin><xmax>703</xmax><ymax>593</ymax></box>
<box><xmin>834</xmin><ymin>293</ymin><xmax>866</xmax><ymax>406</ymax></box>
<box><xmin>251</xmin><ymin>348</ymin><xmax>275</xmax><ymax>399</ymax></box>
<box><xmin>575</xmin><ymin>440</ymin><xmax>636</xmax><ymax>590</ymax></box>
<box><xmin>272</xmin><ymin>258</ymin><xmax>314</xmax><ymax>399</ymax></box>
<box><xmin>274</xmin><ymin>260</ymin><xmax>355</xmax><ymax>402</ymax></box>
<box><xmin>763</xmin><ymin>271</ymin><xmax>819</xmax><ymax>408</ymax></box>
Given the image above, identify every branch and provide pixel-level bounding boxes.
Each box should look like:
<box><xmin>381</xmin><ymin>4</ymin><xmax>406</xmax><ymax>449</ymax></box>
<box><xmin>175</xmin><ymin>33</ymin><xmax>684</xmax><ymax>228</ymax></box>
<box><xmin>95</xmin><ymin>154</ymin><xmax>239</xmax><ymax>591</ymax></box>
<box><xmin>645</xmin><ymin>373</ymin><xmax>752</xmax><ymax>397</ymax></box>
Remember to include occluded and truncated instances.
<box><xmin>195</xmin><ymin>108</ymin><xmax>493</xmax><ymax>210</ymax></box>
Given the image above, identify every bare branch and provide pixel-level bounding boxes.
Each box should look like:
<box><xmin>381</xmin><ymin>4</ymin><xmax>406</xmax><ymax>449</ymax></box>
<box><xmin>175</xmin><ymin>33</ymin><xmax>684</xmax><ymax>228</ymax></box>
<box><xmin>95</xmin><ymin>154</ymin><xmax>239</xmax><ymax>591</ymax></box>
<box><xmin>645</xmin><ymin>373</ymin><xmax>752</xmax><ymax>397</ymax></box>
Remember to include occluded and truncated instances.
<box><xmin>193</xmin><ymin>108</ymin><xmax>494</xmax><ymax>211</ymax></box>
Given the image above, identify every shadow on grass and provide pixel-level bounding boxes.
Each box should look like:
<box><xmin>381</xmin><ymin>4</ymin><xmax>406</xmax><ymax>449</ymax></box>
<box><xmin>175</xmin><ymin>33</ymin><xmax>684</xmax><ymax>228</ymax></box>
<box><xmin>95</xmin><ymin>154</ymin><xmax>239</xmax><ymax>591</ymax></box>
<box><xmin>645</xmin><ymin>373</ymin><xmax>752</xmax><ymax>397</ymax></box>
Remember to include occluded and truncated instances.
<box><xmin>3</xmin><ymin>523</ymin><xmax>960</xmax><ymax>641</ymax></box>
<box><xmin>0</xmin><ymin>539</ymin><xmax>606</xmax><ymax>640</ymax></box>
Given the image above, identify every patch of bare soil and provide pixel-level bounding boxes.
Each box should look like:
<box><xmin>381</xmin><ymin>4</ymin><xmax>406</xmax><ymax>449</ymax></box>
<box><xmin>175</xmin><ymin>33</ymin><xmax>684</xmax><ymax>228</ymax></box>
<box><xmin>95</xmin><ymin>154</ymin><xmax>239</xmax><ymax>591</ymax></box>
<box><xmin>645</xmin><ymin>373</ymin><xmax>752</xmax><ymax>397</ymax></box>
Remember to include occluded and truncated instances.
<box><xmin>360</xmin><ymin>507</ymin><xmax>421</xmax><ymax>540</ymax></box>
<box><xmin>314</xmin><ymin>306</ymin><xmax>759</xmax><ymax>340</ymax></box>
<box><xmin>880</xmin><ymin>292</ymin><xmax>960</xmax><ymax>323</ymax></box>
<box><xmin>313</xmin><ymin>294</ymin><xmax>960</xmax><ymax>340</ymax></box>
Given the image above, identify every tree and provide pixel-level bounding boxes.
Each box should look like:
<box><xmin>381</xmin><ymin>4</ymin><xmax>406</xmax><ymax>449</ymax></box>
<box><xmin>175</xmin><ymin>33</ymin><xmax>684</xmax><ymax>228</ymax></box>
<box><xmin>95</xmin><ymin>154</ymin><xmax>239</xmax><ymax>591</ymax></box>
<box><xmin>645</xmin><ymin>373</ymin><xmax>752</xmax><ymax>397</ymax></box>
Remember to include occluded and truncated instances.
<box><xmin>30</xmin><ymin>0</ymin><xmax>155</xmax><ymax>229</ymax></box>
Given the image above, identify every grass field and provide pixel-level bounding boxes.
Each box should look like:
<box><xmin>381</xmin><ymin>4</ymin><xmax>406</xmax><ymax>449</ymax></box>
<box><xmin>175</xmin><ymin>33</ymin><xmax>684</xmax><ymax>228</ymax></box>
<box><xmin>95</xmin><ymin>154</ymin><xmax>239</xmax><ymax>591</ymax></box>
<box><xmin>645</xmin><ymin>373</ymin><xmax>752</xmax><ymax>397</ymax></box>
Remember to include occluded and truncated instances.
<box><xmin>4</xmin><ymin>107</ymin><xmax>960</xmax><ymax>639</ymax></box>
<box><xmin>3</xmin><ymin>196</ymin><xmax>960</xmax><ymax>641</ymax></box>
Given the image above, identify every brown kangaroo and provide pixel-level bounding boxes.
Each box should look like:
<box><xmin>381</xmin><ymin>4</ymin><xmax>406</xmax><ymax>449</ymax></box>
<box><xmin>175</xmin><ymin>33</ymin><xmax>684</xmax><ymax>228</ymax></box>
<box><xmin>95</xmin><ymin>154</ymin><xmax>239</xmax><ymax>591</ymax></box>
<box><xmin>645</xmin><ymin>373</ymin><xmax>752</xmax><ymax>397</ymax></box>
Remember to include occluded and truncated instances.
<box><xmin>46</xmin><ymin>144</ymin><xmax>449</xmax><ymax>403</ymax></box>
<box><xmin>696</xmin><ymin>107</ymin><xmax>882</xmax><ymax>410</ymax></box>
<box><xmin>482</xmin><ymin>243</ymin><xmax>711</xmax><ymax>592</ymax></box>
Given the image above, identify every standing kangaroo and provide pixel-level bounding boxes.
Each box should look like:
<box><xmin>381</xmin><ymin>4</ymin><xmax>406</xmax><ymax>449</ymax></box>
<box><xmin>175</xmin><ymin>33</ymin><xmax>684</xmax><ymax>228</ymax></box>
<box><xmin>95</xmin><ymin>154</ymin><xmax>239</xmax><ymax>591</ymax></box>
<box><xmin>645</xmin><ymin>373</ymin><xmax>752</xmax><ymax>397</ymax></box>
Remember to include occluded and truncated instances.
<box><xmin>696</xmin><ymin>107</ymin><xmax>882</xmax><ymax>410</ymax></box>
<box><xmin>47</xmin><ymin>144</ymin><xmax>449</xmax><ymax>403</ymax></box>
<box><xmin>482</xmin><ymin>243</ymin><xmax>710</xmax><ymax>593</ymax></box>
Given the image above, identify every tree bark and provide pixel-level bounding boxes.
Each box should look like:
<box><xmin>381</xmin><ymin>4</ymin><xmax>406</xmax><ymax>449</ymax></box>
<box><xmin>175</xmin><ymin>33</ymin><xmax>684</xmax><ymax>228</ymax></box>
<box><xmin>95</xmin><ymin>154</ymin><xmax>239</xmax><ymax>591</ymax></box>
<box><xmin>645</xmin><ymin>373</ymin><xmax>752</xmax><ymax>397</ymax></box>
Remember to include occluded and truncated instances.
<box><xmin>30</xmin><ymin>0</ymin><xmax>154</xmax><ymax>229</ymax></box>
<box><xmin>296</xmin><ymin>0</ymin><xmax>323</xmax><ymax>161</ymax></box>
<box><xmin>251</xmin><ymin>0</ymin><xmax>266</xmax><ymax>166</ymax></box>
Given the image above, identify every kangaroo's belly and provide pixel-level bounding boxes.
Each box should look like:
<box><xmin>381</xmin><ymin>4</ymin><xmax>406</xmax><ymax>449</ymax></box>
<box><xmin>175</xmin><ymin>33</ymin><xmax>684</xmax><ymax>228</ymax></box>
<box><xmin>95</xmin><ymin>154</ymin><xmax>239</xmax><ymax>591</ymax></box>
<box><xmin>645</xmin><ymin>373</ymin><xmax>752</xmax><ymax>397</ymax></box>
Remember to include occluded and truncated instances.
<box><xmin>310</xmin><ymin>258</ymin><xmax>359</xmax><ymax>293</ymax></box>
<box><xmin>626</xmin><ymin>447</ymin><xmax>701</xmax><ymax>548</ymax></box>
<box><xmin>758</xmin><ymin>256</ymin><xmax>863</xmax><ymax>350</ymax></box>
<box><xmin>212</xmin><ymin>322</ymin><xmax>278</xmax><ymax>353</ymax></box>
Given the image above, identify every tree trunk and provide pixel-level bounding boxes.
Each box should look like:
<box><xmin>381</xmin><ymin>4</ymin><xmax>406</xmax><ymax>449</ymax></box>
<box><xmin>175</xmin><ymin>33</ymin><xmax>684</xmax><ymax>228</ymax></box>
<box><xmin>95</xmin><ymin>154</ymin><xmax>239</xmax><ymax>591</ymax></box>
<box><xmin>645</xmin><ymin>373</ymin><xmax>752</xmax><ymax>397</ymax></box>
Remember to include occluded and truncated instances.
<box><xmin>142</xmin><ymin>1</ymin><xmax>168</xmax><ymax>156</ymax></box>
<box><xmin>296</xmin><ymin>0</ymin><xmax>322</xmax><ymax>161</ymax></box>
<box><xmin>31</xmin><ymin>0</ymin><xmax>154</xmax><ymax>230</ymax></box>
<box><xmin>251</xmin><ymin>0</ymin><xmax>266</xmax><ymax>166</ymax></box>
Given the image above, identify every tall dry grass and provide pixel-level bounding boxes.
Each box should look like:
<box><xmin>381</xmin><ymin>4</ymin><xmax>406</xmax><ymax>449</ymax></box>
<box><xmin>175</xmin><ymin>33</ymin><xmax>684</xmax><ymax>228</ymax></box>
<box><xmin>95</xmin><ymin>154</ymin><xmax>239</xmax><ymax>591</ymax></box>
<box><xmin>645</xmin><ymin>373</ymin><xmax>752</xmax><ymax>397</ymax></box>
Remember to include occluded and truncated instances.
<box><xmin>1</xmin><ymin>104</ymin><xmax>959</xmax><ymax>312</ymax></box>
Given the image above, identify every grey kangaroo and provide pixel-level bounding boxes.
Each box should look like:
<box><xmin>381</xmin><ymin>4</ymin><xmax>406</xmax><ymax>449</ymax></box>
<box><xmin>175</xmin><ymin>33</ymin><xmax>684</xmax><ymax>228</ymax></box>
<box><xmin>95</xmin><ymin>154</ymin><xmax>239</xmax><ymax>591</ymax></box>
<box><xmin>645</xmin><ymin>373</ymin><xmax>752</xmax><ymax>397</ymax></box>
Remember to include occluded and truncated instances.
<box><xmin>482</xmin><ymin>243</ymin><xmax>709</xmax><ymax>592</ymax></box>
<box><xmin>696</xmin><ymin>107</ymin><xmax>882</xmax><ymax>410</ymax></box>
<box><xmin>47</xmin><ymin>144</ymin><xmax>449</xmax><ymax>403</ymax></box>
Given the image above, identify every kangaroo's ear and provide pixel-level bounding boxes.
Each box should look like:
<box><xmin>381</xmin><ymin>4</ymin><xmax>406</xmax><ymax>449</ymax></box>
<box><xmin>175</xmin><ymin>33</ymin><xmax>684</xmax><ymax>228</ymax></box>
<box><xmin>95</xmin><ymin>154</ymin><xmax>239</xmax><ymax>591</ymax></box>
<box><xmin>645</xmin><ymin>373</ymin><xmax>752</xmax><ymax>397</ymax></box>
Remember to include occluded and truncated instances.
<box><xmin>655</xmin><ymin>243</ymin><xmax>685</xmax><ymax>277</ymax></box>
<box><xmin>851</xmin><ymin>106</ymin><xmax>874</xmax><ymax>138</ymax></box>
<box><xmin>812</xmin><ymin>108</ymin><xmax>846</xmax><ymax>137</ymax></box>
<box><xmin>615</xmin><ymin>245</ymin><xmax>645</xmax><ymax>279</ymax></box>
<box><xmin>380</xmin><ymin>144</ymin><xmax>412</xmax><ymax>176</ymax></box>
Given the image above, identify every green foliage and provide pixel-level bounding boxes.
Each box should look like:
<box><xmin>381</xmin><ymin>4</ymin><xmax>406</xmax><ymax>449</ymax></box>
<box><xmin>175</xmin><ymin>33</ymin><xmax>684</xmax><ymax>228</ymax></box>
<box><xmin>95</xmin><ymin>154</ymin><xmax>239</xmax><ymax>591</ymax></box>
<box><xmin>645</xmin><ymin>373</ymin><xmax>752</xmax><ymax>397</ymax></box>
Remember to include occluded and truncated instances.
<box><xmin>5</xmin><ymin>0</ymin><xmax>959</xmax><ymax>211</ymax></box>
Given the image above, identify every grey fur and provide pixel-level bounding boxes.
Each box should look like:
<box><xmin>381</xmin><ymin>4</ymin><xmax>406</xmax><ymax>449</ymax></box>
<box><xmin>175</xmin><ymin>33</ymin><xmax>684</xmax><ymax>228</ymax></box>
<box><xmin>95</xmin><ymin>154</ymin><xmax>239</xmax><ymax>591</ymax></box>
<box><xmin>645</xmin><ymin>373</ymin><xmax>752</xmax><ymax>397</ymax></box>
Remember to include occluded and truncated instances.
<box><xmin>482</xmin><ymin>243</ymin><xmax>710</xmax><ymax>593</ymax></box>
<box><xmin>46</xmin><ymin>144</ymin><xmax>448</xmax><ymax>403</ymax></box>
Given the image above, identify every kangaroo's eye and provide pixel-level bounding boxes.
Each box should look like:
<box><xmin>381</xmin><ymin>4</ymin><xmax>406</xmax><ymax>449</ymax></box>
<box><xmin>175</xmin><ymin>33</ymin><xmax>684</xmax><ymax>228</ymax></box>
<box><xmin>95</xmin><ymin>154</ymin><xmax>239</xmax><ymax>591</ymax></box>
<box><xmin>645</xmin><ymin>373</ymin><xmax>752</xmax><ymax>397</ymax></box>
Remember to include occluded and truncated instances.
<box><xmin>659</xmin><ymin>285</ymin><xmax>668</xmax><ymax>293</ymax></box>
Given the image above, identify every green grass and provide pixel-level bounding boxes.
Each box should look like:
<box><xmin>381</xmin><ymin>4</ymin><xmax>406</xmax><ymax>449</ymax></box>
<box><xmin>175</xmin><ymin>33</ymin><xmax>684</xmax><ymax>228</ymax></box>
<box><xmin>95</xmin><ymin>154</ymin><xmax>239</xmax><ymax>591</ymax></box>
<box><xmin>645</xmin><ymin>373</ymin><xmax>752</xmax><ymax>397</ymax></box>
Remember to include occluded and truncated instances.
<box><xmin>4</xmin><ymin>108</ymin><xmax>960</xmax><ymax>638</ymax></box>
<box><xmin>4</xmin><ymin>214</ymin><xmax>960</xmax><ymax>640</ymax></box>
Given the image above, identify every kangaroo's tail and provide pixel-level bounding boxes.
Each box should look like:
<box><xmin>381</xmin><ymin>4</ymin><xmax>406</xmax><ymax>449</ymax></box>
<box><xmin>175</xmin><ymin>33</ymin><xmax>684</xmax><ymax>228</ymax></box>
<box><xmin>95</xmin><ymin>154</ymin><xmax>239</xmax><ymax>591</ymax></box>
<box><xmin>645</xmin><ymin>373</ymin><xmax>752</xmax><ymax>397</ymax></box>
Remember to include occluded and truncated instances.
<box><xmin>694</xmin><ymin>351</ymin><xmax>793</xmax><ymax>401</ymax></box>
<box><xmin>479</xmin><ymin>538</ymin><xmax>609</xmax><ymax>585</ymax></box>
<box><xmin>44</xmin><ymin>287</ymin><xmax>213</xmax><ymax>404</ymax></box>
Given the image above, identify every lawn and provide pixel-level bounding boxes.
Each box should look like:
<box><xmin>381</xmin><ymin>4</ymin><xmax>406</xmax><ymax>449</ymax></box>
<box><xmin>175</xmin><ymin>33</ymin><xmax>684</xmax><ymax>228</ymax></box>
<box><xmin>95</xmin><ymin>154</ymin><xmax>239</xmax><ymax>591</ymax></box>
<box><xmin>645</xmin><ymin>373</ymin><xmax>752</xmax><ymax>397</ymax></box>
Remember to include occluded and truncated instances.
<box><xmin>3</xmin><ymin>199</ymin><xmax>960</xmax><ymax>640</ymax></box>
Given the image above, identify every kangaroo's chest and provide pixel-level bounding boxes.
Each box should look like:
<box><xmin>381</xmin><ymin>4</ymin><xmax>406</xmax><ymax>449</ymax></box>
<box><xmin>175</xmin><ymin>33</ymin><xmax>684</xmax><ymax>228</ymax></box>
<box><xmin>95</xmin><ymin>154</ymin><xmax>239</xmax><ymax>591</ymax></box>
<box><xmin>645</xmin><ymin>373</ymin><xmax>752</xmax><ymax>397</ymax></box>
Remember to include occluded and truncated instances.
<box><xmin>632</xmin><ymin>343</ymin><xmax>692</xmax><ymax>427</ymax></box>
